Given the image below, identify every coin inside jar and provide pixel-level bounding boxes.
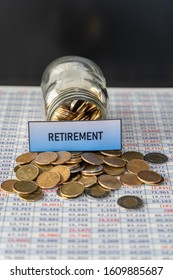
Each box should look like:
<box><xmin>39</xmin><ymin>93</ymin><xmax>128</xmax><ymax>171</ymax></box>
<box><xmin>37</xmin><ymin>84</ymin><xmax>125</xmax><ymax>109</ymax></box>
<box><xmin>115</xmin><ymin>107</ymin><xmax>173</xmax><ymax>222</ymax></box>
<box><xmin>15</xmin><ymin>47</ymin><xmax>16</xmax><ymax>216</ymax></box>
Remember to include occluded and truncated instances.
<box><xmin>98</xmin><ymin>174</ymin><xmax>121</xmax><ymax>190</ymax></box>
<box><xmin>81</xmin><ymin>152</ymin><xmax>104</xmax><ymax>165</ymax></box>
<box><xmin>117</xmin><ymin>195</ymin><xmax>143</xmax><ymax>209</ymax></box>
<box><xmin>13</xmin><ymin>180</ymin><xmax>38</xmax><ymax>194</ymax></box>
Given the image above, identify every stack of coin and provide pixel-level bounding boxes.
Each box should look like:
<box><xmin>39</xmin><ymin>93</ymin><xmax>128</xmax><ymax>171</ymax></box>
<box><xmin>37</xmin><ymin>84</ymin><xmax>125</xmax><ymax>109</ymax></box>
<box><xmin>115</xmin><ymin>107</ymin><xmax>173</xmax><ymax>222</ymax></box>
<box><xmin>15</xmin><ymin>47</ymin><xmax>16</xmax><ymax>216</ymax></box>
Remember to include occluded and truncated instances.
<box><xmin>0</xmin><ymin>150</ymin><xmax>168</xmax><ymax>208</ymax></box>
<box><xmin>50</xmin><ymin>101</ymin><xmax>101</xmax><ymax>121</ymax></box>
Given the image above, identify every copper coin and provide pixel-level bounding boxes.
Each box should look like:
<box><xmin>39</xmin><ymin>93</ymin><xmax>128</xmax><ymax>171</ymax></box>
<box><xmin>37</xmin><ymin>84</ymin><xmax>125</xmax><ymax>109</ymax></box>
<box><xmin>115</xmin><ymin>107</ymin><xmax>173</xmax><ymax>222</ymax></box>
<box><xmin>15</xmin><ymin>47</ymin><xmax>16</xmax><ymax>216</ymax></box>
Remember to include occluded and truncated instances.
<box><xmin>100</xmin><ymin>150</ymin><xmax>122</xmax><ymax>157</ymax></box>
<box><xmin>52</xmin><ymin>151</ymin><xmax>71</xmax><ymax>165</ymax></box>
<box><xmin>78</xmin><ymin>175</ymin><xmax>97</xmax><ymax>188</ymax></box>
<box><xmin>35</xmin><ymin>152</ymin><xmax>58</xmax><ymax>165</ymax></box>
<box><xmin>13</xmin><ymin>180</ymin><xmax>38</xmax><ymax>194</ymax></box>
<box><xmin>36</xmin><ymin>171</ymin><xmax>61</xmax><ymax>188</ymax></box>
<box><xmin>103</xmin><ymin>164</ymin><xmax>125</xmax><ymax>176</ymax></box>
<box><xmin>120</xmin><ymin>173</ymin><xmax>143</xmax><ymax>187</ymax></box>
<box><xmin>60</xmin><ymin>181</ymin><xmax>84</xmax><ymax>198</ymax></box>
<box><xmin>126</xmin><ymin>159</ymin><xmax>150</xmax><ymax>174</ymax></box>
<box><xmin>98</xmin><ymin>174</ymin><xmax>121</xmax><ymax>190</ymax></box>
<box><xmin>1</xmin><ymin>179</ymin><xmax>19</xmax><ymax>193</ymax></box>
<box><xmin>81</xmin><ymin>152</ymin><xmax>104</xmax><ymax>165</ymax></box>
<box><xmin>117</xmin><ymin>195</ymin><xmax>143</xmax><ymax>209</ymax></box>
<box><xmin>16</xmin><ymin>152</ymin><xmax>37</xmax><ymax>165</ymax></box>
<box><xmin>148</xmin><ymin>175</ymin><xmax>164</xmax><ymax>186</ymax></box>
<box><xmin>85</xmin><ymin>184</ymin><xmax>110</xmax><ymax>199</ymax></box>
<box><xmin>103</xmin><ymin>156</ymin><xmax>126</xmax><ymax>167</ymax></box>
<box><xmin>16</xmin><ymin>164</ymin><xmax>39</xmax><ymax>181</ymax></box>
<box><xmin>81</xmin><ymin>164</ymin><xmax>103</xmax><ymax>175</ymax></box>
<box><xmin>137</xmin><ymin>170</ymin><xmax>162</xmax><ymax>184</ymax></box>
<box><xmin>144</xmin><ymin>152</ymin><xmax>168</xmax><ymax>164</ymax></box>
<box><xmin>121</xmin><ymin>151</ymin><xmax>144</xmax><ymax>162</ymax></box>
<box><xmin>50</xmin><ymin>165</ymin><xmax>71</xmax><ymax>182</ymax></box>
<box><xmin>19</xmin><ymin>188</ymin><xmax>44</xmax><ymax>202</ymax></box>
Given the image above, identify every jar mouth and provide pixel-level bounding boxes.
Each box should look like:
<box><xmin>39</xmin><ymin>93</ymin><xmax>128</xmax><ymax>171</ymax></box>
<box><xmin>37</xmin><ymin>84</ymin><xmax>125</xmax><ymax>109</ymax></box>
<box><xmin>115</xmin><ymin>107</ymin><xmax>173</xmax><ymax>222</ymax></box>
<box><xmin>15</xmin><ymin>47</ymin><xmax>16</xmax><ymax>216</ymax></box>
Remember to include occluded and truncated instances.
<box><xmin>47</xmin><ymin>89</ymin><xmax>107</xmax><ymax>121</ymax></box>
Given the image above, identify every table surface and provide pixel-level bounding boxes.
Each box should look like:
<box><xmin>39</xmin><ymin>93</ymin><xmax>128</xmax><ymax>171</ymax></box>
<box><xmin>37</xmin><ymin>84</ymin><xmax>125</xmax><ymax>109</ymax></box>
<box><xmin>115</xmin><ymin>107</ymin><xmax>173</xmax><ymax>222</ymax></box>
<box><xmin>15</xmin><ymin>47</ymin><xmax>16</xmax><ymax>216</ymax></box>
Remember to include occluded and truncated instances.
<box><xmin>0</xmin><ymin>86</ymin><xmax>173</xmax><ymax>260</ymax></box>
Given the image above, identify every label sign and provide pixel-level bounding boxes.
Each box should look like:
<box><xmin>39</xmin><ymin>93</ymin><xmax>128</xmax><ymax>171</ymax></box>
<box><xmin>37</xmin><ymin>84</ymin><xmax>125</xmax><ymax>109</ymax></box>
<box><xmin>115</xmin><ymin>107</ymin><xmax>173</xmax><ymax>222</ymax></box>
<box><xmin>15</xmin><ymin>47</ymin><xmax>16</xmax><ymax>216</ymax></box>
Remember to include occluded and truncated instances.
<box><xmin>28</xmin><ymin>119</ymin><xmax>122</xmax><ymax>152</ymax></box>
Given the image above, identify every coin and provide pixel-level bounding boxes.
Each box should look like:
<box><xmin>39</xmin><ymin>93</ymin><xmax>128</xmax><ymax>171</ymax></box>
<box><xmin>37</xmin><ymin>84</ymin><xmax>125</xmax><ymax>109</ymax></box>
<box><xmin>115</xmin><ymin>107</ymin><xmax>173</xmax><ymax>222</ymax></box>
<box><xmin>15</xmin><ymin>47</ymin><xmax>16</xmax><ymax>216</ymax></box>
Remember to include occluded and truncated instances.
<box><xmin>69</xmin><ymin>173</ymin><xmax>81</xmax><ymax>181</ymax></box>
<box><xmin>81</xmin><ymin>164</ymin><xmax>103</xmax><ymax>175</ymax></box>
<box><xmin>103</xmin><ymin>156</ymin><xmax>126</xmax><ymax>168</ymax></box>
<box><xmin>148</xmin><ymin>175</ymin><xmax>164</xmax><ymax>186</ymax></box>
<box><xmin>103</xmin><ymin>164</ymin><xmax>125</xmax><ymax>176</ymax></box>
<box><xmin>13</xmin><ymin>180</ymin><xmax>38</xmax><ymax>194</ymax></box>
<box><xmin>56</xmin><ymin>188</ymin><xmax>69</xmax><ymax>199</ymax></box>
<box><xmin>100</xmin><ymin>150</ymin><xmax>122</xmax><ymax>157</ymax></box>
<box><xmin>120</xmin><ymin>173</ymin><xmax>143</xmax><ymax>187</ymax></box>
<box><xmin>16</xmin><ymin>164</ymin><xmax>39</xmax><ymax>181</ymax></box>
<box><xmin>137</xmin><ymin>170</ymin><xmax>162</xmax><ymax>184</ymax></box>
<box><xmin>60</xmin><ymin>181</ymin><xmax>84</xmax><ymax>198</ymax></box>
<box><xmin>121</xmin><ymin>151</ymin><xmax>144</xmax><ymax>161</ymax></box>
<box><xmin>50</xmin><ymin>165</ymin><xmax>71</xmax><ymax>182</ymax></box>
<box><xmin>98</xmin><ymin>174</ymin><xmax>121</xmax><ymax>190</ymax></box>
<box><xmin>78</xmin><ymin>175</ymin><xmax>97</xmax><ymax>188</ymax></box>
<box><xmin>81</xmin><ymin>152</ymin><xmax>104</xmax><ymax>165</ymax></box>
<box><xmin>32</xmin><ymin>161</ymin><xmax>53</xmax><ymax>173</ymax></box>
<box><xmin>36</xmin><ymin>171</ymin><xmax>61</xmax><ymax>188</ymax></box>
<box><xmin>144</xmin><ymin>152</ymin><xmax>168</xmax><ymax>164</ymax></box>
<box><xmin>85</xmin><ymin>184</ymin><xmax>110</xmax><ymax>199</ymax></box>
<box><xmin>35</xmin><ymin>152</ymin><xmax>58</xmax><ymax>165</ymax></box>
<box><xmin>117</xmin><ymin>195</ymin><xmax>143</xmax><ymax>209</ymax></box>
<box><xmin>0</xmin><ymin>179</ymin><xmax>19</xmax><ymax>193</ymax></box>
<box><xmin>52</xmin><ymin>151</ymin><xmax>71</xmax><ymax>165</ymax></box>
<box><xmin>16</xmin><ymin>152</ymin><xmax>37</xmax><ymax>165</ymax></box>
<box><xmin>126</xmin><ymin>159</ymin><xmax>150</xmax><ymax>174</ymax></box>
<box><xmin>19</xmin><ymin>188</ymin><xmax>44</xmax><ymax>202</ymax></box>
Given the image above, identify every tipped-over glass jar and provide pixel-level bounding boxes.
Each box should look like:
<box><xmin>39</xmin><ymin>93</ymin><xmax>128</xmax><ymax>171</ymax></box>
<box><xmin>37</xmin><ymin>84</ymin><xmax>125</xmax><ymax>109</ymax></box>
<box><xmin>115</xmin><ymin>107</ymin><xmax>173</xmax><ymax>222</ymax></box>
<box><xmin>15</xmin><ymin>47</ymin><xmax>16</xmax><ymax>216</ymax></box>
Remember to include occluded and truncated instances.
<box><xmin>41</xmin><ymin>56</ymin><xmax>108</xmax><ymax>121</ymax></box>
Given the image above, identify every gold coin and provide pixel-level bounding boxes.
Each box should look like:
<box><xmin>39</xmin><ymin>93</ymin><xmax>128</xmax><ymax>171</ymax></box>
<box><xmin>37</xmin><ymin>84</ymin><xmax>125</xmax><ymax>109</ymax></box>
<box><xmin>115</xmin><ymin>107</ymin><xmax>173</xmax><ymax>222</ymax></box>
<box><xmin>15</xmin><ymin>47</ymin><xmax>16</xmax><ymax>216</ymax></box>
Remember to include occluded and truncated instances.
<box><xmin>78</xmin><ymin>175</ymin><xmax>97</xmax><ymax>188</ymax></box>
<box><xmin>100</xmin><ymin>150</ymin><xmax>122</xmax><ymax>157</ymax></box>
<box><xmin>32</xmin><ymin>161</ymin><xmax>53</xmax><ymax>173</ymax></box>
<box><xmin>13</xmin><ymin>180</ymin><xmax>38</xmax><ymax>194</ymax></box>
<box><xmin>98</xmin><ymin>174</ymin><xmax>121</xmax><ymax>190</ymax></box>
<box><xmin>117</xmin><ymin>195</ymin><xmax>143</xmax><ymax>209</ymax></box>
<box><xmin>69</xmin><ymin>173</ymin><xmax>81</xmax><ymax>181</ymax></box>
<box><xmin>103</xmin><ymin>156</ymin><xmax>126</xmax><ymax>167</ymax></box>
<box><xmin>85</xmin><ymin>184</ymin><xmax>110</xmax><ymax>199</ymax></box>
<box><xmin>81</xmin><ymin>164</ymin><xmax>103</xmax><ymax>175</ymax></box>
<box><xmin>56</xmin><ymin>188</ymin><xmax>69</xmax><ymax>199</ymax></box>
<box><xmin>16</xmin><ymin>152</ymin><xmax>37</xmax><ymax>165</ymax></box>
<box><xmin>103</xmin><ymin>164</ymin><xmax>125</xmax><ymax>176</ymax></box>
<box><xmin>120</xmin><ymin>173</ymin><xmax>143</xmax><ymax>187</ymax></box>
<box><xmin>66</xmin><ymin>157</ymin><xmax>82</xmax><ymax>164</ymax></box>
<box><xmin>81</xmin><ymin>152</ymin><xmax>103</xmax><ymax>165</ymax></box>
<box><xmin>16</xmin><ymin>164</ymin><xmax>39</xmax><ymax>181</ymax></box>
<box><xmin>52</xmin><ymin>151</ymin><xmax>71</xmax><ymax>165</ymax></box>
<box><xmin>35</xmin><ymin>152</ymin><xmax>58</xmax><ymax>165</ymax></box>
<box><xmin>14</xmin><ymin>165</ymin><xmax>21</xmax><ymax>173</ymax></box>
<box><xmin>36</xmin><ymin>171</ymin><xmax>61</xmax><ymax>189</ymax></box>
<box><xmin>50</xmin><ymin>165</ymin><xmax>71</xmax><ymax>183</ymax></box>
<box><xmin>60</xmin><ymin>181</ymin><xmax>84</xmax><ymax>198</ymax></box>
<box><xmin>0</xmin><ymin>179</ymin><xmax>19</xmax><ymax>193</ymax></box>
<box><xmin>126</xmin><ymin>159</ymin><xmax>150</xmax><ymax>174</ymax></box>
<box><xmin>137</xmin><ymin>170</ymin><xmax>162</xmax><ymax>184</ymax></box>
<box><xmin>19</xmin><ymin>188</ymin><xmax>44</xmax><ymax>202</ymax></box>
<box><xmin>121</xmin><ymin>151</ymin><xmax>144</xmax><ymax>162</ymax></box>
<box><xmin>148</xmin><ymin>175</ymin><xmax>164</xmax><ymax>186</ymax></box>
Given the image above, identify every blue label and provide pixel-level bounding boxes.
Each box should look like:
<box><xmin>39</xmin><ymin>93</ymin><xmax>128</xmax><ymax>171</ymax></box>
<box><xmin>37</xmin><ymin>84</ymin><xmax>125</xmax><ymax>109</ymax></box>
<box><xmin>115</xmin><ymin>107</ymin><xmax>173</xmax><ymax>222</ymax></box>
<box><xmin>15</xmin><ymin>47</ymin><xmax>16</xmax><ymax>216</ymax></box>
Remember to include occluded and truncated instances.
<box><xmin>28</xmin><ymin>119</ymin><xmax>122</xmax><ymax>152</ymax></box>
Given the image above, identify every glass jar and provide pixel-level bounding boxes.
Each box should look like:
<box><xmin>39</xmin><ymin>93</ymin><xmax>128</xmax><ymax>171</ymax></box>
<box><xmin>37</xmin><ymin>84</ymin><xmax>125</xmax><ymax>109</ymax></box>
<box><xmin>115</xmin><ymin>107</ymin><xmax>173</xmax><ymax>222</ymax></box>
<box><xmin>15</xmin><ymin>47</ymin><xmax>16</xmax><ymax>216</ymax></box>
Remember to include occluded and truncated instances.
<box><xmin>41</xmin><ymin>56</ymin><xmax>108</xmax><ymax>121</ymax></box>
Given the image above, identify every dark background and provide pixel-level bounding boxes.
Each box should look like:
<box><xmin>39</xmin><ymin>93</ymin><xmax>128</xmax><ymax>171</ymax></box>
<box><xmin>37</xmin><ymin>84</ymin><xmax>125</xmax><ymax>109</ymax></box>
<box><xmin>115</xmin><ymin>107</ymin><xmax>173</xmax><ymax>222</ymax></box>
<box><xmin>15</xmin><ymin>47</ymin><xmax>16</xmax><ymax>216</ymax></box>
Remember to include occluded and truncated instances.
<box><xmin>0</xmin><ymin>0</ymin><xmax>173</xmax><ymax>87</ymax></box>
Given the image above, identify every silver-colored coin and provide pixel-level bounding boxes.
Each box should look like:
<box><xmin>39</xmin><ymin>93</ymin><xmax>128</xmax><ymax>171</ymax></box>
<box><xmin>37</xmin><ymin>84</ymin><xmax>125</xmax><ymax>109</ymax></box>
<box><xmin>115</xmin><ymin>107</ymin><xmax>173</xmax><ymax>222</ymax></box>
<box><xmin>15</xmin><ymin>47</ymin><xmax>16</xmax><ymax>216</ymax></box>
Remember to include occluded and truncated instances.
<box><xmin>117</xmin><ymin>195</ymin><xmax>143</xmax><ymax>209</ymax></box>
<box><xmin>144</xmin><ymin>152</ymin><xmax>168</xmax><ymax>164</ymax></box>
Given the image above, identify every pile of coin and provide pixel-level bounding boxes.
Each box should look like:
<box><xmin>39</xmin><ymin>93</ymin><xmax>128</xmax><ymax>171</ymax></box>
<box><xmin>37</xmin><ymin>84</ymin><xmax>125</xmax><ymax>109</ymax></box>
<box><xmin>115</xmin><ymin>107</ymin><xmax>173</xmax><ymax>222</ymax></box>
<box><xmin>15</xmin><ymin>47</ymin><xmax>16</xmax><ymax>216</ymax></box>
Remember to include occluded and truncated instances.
<box><xmin>0</xmin><ymin>150</ymin><xmax>168</xmax><ymax>209</ymax></box>
<box><xmin>50</xmin><ymin>101</ymin><xmax>101</xmax><ymax>121</ymax></box>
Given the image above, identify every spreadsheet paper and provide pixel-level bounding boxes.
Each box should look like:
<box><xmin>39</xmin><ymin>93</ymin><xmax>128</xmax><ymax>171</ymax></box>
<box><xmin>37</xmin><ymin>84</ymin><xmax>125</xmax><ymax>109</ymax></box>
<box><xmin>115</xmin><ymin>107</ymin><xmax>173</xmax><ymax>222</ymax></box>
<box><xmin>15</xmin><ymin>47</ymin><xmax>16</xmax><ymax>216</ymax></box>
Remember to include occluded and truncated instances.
<box><xmin>0</xmin><ymin>86</ymin><xmax>173</xmax><ymax>260</ymax></box>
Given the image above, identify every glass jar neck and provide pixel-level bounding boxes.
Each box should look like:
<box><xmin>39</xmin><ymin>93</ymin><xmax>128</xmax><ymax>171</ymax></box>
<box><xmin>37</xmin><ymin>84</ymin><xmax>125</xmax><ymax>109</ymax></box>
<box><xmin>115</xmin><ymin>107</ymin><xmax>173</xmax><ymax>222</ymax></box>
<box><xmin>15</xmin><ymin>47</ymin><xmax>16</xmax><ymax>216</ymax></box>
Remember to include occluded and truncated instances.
<box><xmin>47</xmin><ymin>88</ymin><xmax>107</xmax><ymax>121</ymax></box>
